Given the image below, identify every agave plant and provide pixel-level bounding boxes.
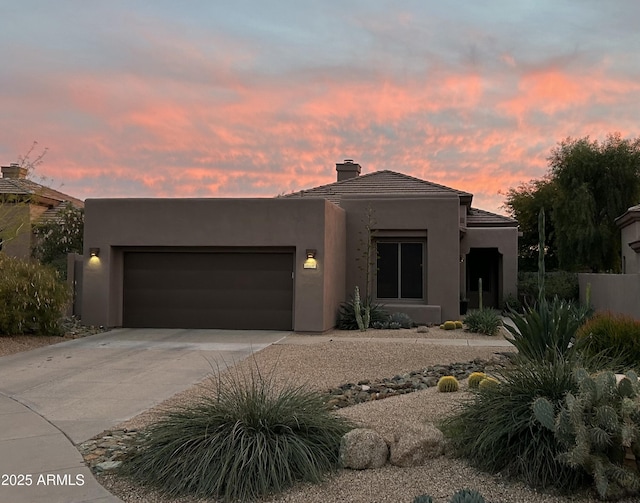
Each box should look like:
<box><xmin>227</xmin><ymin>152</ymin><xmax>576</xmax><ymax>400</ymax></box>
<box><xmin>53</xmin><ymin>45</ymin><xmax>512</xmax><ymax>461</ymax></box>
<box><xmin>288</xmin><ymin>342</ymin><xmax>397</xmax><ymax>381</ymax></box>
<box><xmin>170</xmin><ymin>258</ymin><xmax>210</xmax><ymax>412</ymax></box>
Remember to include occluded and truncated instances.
<box><xmin>504</xmin><ymin>296</ymin><xmax>588</xmax><ymax>363</ymax></box>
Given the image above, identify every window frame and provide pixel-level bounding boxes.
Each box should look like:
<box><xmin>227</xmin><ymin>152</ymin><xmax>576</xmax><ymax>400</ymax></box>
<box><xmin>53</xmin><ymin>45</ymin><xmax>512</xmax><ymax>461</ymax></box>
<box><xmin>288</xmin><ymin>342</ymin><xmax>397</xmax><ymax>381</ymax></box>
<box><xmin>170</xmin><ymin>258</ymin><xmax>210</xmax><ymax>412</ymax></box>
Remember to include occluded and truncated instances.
<box><xmin>373</xmin><ymin>238</ymin><xmax>426</xmax><ymax>302</ymax></box>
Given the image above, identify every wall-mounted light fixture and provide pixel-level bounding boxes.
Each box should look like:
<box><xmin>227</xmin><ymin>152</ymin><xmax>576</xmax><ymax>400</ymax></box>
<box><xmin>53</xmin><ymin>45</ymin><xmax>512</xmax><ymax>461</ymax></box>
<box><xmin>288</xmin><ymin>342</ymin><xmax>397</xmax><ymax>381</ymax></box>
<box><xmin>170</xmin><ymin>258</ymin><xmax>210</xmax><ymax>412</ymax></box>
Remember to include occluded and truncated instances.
<box><xmin>89</xmin><ymin>247</ymin><xmax>100</xmax><ymax>258</ymax></box>
<box><xmin>303</xmin><ymin>249</ymin><xmax>318</xmax><ymax>269</ymax></box>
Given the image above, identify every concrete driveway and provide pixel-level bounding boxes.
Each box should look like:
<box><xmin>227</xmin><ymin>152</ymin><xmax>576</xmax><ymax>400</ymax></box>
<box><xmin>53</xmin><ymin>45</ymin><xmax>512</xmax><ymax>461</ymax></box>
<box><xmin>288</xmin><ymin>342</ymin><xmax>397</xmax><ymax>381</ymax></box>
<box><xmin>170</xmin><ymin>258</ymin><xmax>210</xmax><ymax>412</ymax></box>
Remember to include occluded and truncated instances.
<box><xmin>0</xmin><ymin>328</ymin><xmax>288</xmax><ymax>503</ymax></box>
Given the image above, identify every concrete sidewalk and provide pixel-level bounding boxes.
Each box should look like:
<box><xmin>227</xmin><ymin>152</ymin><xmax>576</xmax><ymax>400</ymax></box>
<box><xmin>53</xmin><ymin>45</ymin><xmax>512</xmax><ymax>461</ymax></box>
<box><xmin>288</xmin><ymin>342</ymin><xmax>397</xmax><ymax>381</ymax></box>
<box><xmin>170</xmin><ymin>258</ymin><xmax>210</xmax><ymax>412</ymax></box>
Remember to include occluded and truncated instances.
<box><xmin>0</xmin><ymin>328</ymin><xmax>288</xmax><ymax>503</ymax></box>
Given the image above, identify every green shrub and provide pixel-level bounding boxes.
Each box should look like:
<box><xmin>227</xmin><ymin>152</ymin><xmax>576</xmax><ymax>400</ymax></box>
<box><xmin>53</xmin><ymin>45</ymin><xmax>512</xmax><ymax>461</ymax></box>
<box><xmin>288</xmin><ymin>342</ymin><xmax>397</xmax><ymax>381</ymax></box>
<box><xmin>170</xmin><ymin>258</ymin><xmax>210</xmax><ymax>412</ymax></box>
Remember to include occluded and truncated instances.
<box><xmin>441</xmin><ymin>358</ymin><xmax>588</xmax><ymax>491</ymax></box>
<box><xmin>123</xmin><ymin>366</ymin><xmax>353</xmax><ymax>502</ymax></box>
<box><xmin>390</xmin><ymin>311</ymin><xmax>413</xmax><ymax>328</ymax></box>
<box><xmin>502</xmin><ymin>293</ymin><xmax>523</xmax><ymax>313</ymax></box>
<box><xmin>518</xmin><ymin>271</ymin><xmax>579</xmax><ymax>304</ymax></box>
<box><xmin>449</xmin><ymin>488</ymin><xmax>486</xmax><ymax>503</ymax></box>
<box><xmin>437</xmin><ymin>376</ymin><xmax>459</xmax><ymax>392</ymax></box>
<box><xmin>575</xmin><ymin>312</ymin><xmax>640</xmax><ymax>372</ymax></box>
<box><xmin>412</xmin><ymin>495</ymin><xmax>434</xmax><ymax>503</ymax></box>
<box><xmin>0</xmin><ymin>254</ymin><xmax>69</xmax><ymax>335</ymax></box>
<box><xmin>533</xmin><ymin>369</ymin><xmax>640</xmax><ymax>500</ymax></box>
<box><xmin>337</xmin><ymin>295</ymin><xmax>387</xmax><ymax>330</ymax></box>
<box><xmin>504</xmin><ymin>297</ymin><xmax>589</xmax><ymax>363</ymax></box>
<box><xmin>464</xmin><ymin>309</ymin><xmax>502</xmax><ymax>336</ymax></box>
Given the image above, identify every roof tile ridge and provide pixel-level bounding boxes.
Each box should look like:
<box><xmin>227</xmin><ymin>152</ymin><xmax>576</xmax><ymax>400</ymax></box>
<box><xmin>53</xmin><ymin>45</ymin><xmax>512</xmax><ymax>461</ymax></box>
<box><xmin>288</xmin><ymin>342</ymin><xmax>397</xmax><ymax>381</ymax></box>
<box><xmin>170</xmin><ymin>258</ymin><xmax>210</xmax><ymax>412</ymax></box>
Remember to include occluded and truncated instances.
<box><xmin>289</xmin><ymin>170</ymin><xmax>385</xmax><ymax>195</ymax></box>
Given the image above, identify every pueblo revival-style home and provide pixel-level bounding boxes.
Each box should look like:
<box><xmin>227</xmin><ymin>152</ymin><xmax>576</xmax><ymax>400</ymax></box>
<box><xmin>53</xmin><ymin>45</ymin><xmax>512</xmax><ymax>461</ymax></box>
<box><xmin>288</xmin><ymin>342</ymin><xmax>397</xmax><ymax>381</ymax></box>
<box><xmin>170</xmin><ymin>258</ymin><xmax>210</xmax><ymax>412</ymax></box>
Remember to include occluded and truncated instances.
<box><xmin>81</xmin><ymin>161</ymin><xmax>518</xmax><ymax>332</ymax></box>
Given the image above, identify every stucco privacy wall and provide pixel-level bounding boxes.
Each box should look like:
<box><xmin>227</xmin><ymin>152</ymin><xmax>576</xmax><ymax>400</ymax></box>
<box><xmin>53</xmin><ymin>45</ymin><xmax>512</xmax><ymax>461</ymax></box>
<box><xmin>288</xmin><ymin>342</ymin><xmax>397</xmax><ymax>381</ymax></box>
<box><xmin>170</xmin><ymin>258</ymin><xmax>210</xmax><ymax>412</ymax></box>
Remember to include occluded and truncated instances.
<box><xmin>579</xmin><ymin>273</ymin><xmax>640</xmax><ymax>320</ymax></box>
<box><xmin>461</xmin><ymin>226</ymin><xmax>519</xmax><ymax>302</ymax></box>
<box><xmin>621</xmin><ymin>221</ymin><xmax>640</xmax><ymax>273</ymax></box>
<box><xmin>340</xmin><ymin>194</ymin><xmax>460</xmax><ymax>323</ymax></box>
<box><xmin>82</xmin><ymin>198</ymin><xmax>346</xmax><ymax>332</ymax></box>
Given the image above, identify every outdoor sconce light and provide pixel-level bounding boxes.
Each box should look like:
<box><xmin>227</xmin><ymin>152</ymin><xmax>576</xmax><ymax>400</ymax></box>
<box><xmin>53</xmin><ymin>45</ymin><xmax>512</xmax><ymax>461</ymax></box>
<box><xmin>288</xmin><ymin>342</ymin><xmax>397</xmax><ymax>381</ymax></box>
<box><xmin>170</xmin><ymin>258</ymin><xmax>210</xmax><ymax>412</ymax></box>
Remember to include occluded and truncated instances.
<box><xmin>303</xmin><ymin>249</ymin><xmax>318</xmax><ymax>269</ymax></box>
<box><xmin>89</xmin><ymin>247</ymin><xmax>100</xmax><ymax>258</ymax></box>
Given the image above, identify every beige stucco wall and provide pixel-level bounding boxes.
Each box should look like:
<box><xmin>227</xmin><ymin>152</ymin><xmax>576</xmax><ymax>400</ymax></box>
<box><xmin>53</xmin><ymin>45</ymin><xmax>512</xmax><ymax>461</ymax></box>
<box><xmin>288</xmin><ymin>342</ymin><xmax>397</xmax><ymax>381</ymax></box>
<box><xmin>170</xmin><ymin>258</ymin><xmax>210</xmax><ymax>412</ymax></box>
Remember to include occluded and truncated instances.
<box><xmin>340</xmin><ymin>194</ymin><xmax>461</xmax><ymax>323</ymax></box>
<box><xmin>579</xmin><ymin>273</ymin><xmax>640</xmax><ymax>320</ymax></box>
<box><xmin>82</xmin><ymin>198</ymin><xmax>346</xmax><ymax>332</ymax></box>
<box><xmin>461</xmin><ymin>226</ymin><xmax>519</xmax><ymax>305</ymax></box>
<box><xmin>621</xmin><ymin>222</ymin><xmax>640</xmax><ymax>273</ymax></box>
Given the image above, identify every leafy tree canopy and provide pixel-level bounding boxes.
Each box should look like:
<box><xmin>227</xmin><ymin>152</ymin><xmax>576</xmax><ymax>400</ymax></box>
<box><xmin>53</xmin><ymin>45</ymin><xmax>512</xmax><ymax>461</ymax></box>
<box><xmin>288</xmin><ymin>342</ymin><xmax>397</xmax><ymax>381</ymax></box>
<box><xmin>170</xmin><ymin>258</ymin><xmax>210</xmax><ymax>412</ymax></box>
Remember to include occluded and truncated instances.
<box><xmin>32</xmin><ymin>205</ymin><xmax>84</xmax><ymax>278</ymax></box>
<box><xmin>504</xmin><ymin>133</ymin><xmax>640</xmax><ymax>272</ymax></box>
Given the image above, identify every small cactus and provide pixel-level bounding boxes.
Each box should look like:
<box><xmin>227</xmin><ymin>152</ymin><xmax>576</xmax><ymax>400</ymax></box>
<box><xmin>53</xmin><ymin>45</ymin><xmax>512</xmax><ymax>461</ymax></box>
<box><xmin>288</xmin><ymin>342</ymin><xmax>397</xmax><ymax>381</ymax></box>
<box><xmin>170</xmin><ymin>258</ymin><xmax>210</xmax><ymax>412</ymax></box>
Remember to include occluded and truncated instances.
<box><xmin>449</xmin><ymin>488</ymin><xmax>486</xmax><ymax>503</ymax></box>
<box><xmin>412</xmin><ymin>495</ymin><xmax>434</xmax><ymax>503</ymax></box>
<box><xmin>478</xmin><ymin>377</ymin><xmax>499</xmax><ymax>389</ymax></box>
<box><xmin>468</xmin><ymin>372</ymin><xmax>486</xmax><ymax>389</ymax></box>
<box><xmin>443</xmin><ymin>320</ymin><xmax>456</xmax><ymax>330</ymax></box>
<box><xmin>438</xmin><ymin>375</ymin><xmax>459</xmax><ymax>392</ymax></box>
<box><xmin>454</xmin><ymin>320</ymin><xmax>463</xmax><ymax>329</ymax></box>
<box><xmin>439</xmin><ymin>324</ymin><xmax>444</xmax><ymax>329</ymax></box>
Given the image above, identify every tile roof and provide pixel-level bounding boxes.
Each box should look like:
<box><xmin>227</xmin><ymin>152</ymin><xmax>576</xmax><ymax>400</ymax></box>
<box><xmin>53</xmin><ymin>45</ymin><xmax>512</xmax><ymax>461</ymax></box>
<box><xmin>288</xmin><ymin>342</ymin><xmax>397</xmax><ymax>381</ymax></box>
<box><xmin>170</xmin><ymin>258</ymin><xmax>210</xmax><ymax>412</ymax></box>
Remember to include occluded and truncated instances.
<box><xmin>283</xmin><ymin>170</ymin><xmax>473</xmax><ymax>205</ymax></box>
<box><xmin>0</xmin><ymin>178</ymin><xmax>84</xmax><ymax>208</ymax></box>
<box><xmin>466</xmin><ymin>207</ymin><xmax>518</xmax><ymax>228</ymax></box>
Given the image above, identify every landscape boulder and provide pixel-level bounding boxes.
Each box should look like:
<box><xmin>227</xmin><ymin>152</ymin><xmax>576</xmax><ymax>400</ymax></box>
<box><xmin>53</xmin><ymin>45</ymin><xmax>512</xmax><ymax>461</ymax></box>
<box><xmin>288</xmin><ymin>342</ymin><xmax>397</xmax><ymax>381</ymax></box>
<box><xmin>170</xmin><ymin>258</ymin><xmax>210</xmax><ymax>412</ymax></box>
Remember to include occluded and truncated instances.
<box><xmin>339</xmin><ymin>428</ymin><xmax>388</xmax><ymax>469</ymax></box>
<box><xmin>389</xmin><ymin>422</ymin><xmax>444</xmax><ymax>467</ymax></box>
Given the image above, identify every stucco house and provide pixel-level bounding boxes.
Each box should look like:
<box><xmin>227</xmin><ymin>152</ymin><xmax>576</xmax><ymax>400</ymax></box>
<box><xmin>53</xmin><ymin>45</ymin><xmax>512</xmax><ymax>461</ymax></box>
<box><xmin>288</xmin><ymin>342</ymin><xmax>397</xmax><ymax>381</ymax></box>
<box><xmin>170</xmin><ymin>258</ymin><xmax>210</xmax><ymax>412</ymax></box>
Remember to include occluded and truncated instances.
<box><xmin>81</xmin><ymin>161</ymin><xmax>518</xmax><ymax>332</ymax></box>
<box><xmin>0</xmin><ymin>163</ymin><xmax>84</xmax><ymax>259</ymax></box>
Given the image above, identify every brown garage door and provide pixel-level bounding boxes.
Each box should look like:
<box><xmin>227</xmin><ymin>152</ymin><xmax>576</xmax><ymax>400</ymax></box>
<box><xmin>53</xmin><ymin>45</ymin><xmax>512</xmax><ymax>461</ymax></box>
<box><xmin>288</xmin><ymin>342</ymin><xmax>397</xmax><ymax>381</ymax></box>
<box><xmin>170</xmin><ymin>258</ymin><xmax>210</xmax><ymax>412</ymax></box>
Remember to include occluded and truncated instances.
<box><xmin>123</xmin><ymin>250</ymin><xmax>294</xmax><ymax>330</ymax></box>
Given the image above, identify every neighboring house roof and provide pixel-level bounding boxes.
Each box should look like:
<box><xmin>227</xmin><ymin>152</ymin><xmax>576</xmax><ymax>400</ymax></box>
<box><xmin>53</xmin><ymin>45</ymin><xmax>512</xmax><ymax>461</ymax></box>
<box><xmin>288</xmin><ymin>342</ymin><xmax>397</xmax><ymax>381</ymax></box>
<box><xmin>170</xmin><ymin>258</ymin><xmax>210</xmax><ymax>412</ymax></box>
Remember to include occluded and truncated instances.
<box><xmin>283</xmin><ymin>170</ymin><xmax>473</xmax><ymax>205</ymax></box>
<box><xmin>466</xmin><ymin>207</ymin><xmax>518</xmax><ymax>228</ymax></box>
<box><xmin>0</xmin><ymin>177</ymin><xmax>84</xmax><ymax>222</ymax></box>
<box><xmin>284</xmin><ymin>169</ymin><xmax>517</xmax><ymax>227</ymax></box>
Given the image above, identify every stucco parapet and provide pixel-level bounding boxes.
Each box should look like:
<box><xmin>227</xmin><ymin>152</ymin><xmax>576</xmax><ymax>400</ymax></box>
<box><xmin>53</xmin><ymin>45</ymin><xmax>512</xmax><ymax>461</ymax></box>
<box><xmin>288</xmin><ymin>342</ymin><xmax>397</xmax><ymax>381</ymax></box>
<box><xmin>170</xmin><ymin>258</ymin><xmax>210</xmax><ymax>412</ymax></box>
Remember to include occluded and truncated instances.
<box><xmin>615</xmin><ymin>206</ymin><xmax>640</xmax><ymax>229</ymax></box>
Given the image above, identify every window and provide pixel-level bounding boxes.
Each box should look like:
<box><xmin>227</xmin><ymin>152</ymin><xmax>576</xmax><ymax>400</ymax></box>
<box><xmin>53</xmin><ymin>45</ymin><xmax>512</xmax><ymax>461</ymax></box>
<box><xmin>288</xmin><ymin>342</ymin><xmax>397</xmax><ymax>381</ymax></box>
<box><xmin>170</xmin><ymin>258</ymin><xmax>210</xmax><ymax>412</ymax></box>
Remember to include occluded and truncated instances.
<box><xmin>376</xmin><ymin>241</ymin><xmax>424</xmax><ymax>299</ymax></box>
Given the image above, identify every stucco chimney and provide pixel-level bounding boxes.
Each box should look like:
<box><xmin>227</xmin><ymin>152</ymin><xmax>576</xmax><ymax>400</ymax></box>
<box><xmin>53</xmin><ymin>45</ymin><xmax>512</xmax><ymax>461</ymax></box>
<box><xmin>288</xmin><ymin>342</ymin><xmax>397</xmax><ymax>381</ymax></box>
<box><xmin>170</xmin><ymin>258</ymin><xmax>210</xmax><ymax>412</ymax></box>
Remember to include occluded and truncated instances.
<box><xmin>336</xmin><ymin>159</ymin><xmax>361</xmax><ymax>182</ymax></box>
<box><xmin>1</xmin><ymin>163</ymin><xmax>28</xmax><ymax>179</ymax></box>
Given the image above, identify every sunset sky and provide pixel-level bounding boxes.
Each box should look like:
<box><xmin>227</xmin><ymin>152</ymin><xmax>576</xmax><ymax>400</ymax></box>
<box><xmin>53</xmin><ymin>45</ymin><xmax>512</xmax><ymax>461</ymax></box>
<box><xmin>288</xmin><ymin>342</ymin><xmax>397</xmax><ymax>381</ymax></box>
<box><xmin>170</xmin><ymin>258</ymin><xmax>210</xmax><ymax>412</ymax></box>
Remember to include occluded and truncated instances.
<box><xmin>1</xmin><ymin>1</ymin><xmax>639</xmax><ymax>215</ymax></box>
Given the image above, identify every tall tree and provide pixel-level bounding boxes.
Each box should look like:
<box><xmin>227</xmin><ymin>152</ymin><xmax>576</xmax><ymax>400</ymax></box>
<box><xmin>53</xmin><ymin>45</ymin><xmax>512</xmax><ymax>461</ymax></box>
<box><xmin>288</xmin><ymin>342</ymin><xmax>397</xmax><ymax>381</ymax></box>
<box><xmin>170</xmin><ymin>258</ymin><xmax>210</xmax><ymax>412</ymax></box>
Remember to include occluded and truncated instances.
<box><xmin>504</xmin><ymin>133</ymin><xmax>640</xmax><ymax>273</ymax></box>
<box><xmin>503</xmin><ymin>177</ymin><xmax>558</xmax><ymax>271</ymax></box>
<box><xmin>550</xmin><ymin>133</ymin><xmax>640</xmax><ymax>272</ymax></box>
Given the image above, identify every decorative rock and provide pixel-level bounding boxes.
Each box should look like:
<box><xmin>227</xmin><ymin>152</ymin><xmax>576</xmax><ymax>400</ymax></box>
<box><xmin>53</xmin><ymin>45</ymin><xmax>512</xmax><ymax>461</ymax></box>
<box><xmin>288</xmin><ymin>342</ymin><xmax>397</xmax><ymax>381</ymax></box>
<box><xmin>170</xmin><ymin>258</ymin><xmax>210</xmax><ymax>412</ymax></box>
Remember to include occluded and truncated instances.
<box><xmin>389</xmin><ymin>423</ymin><xmax>445</xmax><ymax>467</ymax></box>
<box><xmin>339</xmin><ymin>428</ymin><xmax>389</xmax><ymax>470</ymax></box>
<box><xmin>95</xmin><ymin>461</ymin><xmax>122</xmax><ymax>472</ymax></box>
<box><xmin>416</xmin><ymin>325</ymin><xmax>429</xmax><ymax>333</ymax></box>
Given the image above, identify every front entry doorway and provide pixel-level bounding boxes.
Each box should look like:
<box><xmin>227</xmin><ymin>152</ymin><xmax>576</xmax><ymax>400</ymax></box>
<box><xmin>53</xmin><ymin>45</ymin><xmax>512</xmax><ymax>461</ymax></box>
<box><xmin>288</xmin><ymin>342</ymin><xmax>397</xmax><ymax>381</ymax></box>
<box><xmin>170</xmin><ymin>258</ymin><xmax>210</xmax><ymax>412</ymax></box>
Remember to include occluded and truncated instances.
<box><xmin>466</xmin><ymin>248</ymin><xmax>501</xmax><ymax>309</ymax></box>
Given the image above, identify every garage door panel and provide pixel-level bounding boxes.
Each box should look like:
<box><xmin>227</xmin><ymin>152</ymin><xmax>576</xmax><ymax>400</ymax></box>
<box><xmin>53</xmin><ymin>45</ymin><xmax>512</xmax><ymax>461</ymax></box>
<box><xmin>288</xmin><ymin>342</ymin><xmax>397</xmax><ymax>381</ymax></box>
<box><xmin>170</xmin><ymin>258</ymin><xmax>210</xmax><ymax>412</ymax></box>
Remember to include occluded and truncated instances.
<box><xmin>123</xmin><ymin>251</ymin><xmax>294</xmax><ymax>329</ymax></box>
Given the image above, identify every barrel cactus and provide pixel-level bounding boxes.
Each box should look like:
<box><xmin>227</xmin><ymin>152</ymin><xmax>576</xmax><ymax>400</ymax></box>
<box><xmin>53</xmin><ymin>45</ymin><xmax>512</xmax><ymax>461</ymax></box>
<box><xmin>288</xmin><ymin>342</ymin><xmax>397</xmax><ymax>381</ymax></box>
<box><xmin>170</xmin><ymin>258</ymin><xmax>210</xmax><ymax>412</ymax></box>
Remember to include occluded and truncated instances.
<box><xmin>478</xmin><ymin>377</ymin><xmax>499</xmax><ymax>389</ymax></box>
<box><xmin>468</xmin><ymin>372</ymin><xmax>487</xmax><ymax>389</ymax></box>
<box><xmin>455</xmin><ymin>320</ymin><xmax>463</xmax><ymax>329</ymax></box>
<box><xmin>449</xmin><ymin>488</ymin><xmax>486</xmax><ymax>503</ymax></box>
<box><xmin>443</xmin><ymin>320</ymin><xmax>456</xmax><ymax>330</ymax></box>
<box><xmin>438</xmin><ymin>375</ymin><xmax>460</xmax><ymax>392</ymax></box>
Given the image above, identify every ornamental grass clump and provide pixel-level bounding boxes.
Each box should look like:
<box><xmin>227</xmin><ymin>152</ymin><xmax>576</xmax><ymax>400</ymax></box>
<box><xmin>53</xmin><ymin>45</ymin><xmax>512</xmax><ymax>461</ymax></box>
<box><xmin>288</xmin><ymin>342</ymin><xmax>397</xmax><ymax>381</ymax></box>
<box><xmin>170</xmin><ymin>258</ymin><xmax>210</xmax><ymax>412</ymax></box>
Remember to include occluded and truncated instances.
<box><xmin>123</xmin><ymin>365</ymin><xmax>353</xmax><ymax>502</ymax></box>
<box><xmin>575</xmin><ymin>312</ymin><xmax>640</xmax><ymax>372</ymax></box>
<box><xmin>463</xmin><ymin>309</ymin><xmax>502</xmax><ymax>336</ymax></box>
<box><xmin>441</xmin><ymin>357</ymin><xmax>588</xmax><ymax>492</ymax></box>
